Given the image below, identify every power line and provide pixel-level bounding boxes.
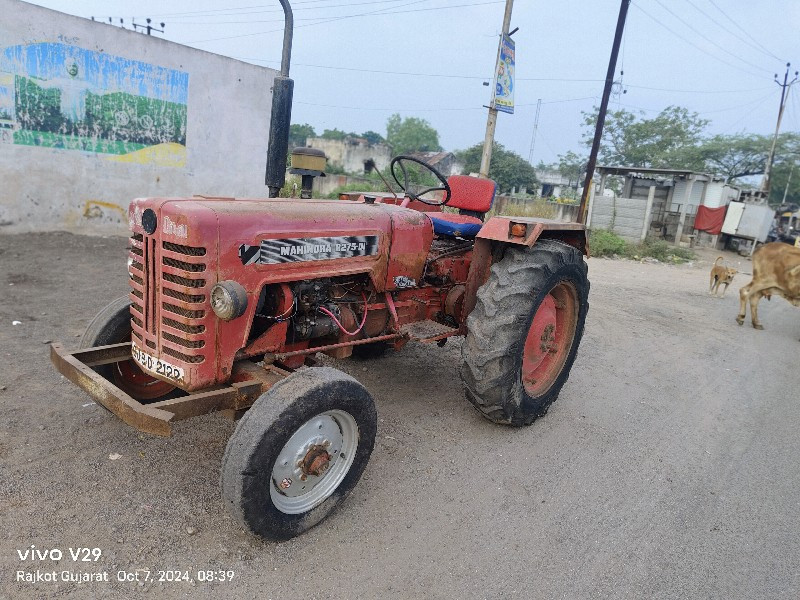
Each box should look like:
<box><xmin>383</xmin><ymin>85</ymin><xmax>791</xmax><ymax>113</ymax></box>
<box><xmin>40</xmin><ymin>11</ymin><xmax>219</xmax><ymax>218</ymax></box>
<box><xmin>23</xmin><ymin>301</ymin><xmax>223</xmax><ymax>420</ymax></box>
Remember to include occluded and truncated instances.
<box><xmin>294</xmin><ymin>95</ymin><xmax>597</xmax><ymax>113</ymax></box>
<box><xmin>699</xmin><ymin>92</ymin><xmax>777</xmax><ymax>114</ymax></box>
<box><xmin>167</xmin><ymin>0</ymin><xmax>417</xmax><ymax>23</ymax></box>
<box><xmin>152</xmin><ymin>0</ymin><xmax>404</xmax><ymax>19</ymax></box>
<box><xmin>187</xmin><ymin>0</ymin><xmax>503</xmax><ymax>44</ymax></box>
<box><xmin>234</xmin><ymin>55</ymin><xmax>772</xmax><ymax>94</ymax></box>
<box><xmin>612</xmin><ymin>93</ymin><xmax>775</xmax><ymax>116</ymax></box>
<box><xmin>631</xmin><ymin>2</ymin><xmax>765</xmax><ymax>79</ymax></box>
<box><xmin>706</xmin><ymin>0</ymin><xmax>783</xmax><ymax>62</ymax></box>
<box><xmin>680</xmin><ymin>0</ymin><xmax>784</xmax><ymax>64</ymax></box>
<box><xmin>648</xmin><ymin>0</ymin><xmax>771</xmax><ymax>74</ymax></box>
<box><xmin>723</xmin><ymin>92</ymin><xmax>776</xmax><ymax>133</ymax></box>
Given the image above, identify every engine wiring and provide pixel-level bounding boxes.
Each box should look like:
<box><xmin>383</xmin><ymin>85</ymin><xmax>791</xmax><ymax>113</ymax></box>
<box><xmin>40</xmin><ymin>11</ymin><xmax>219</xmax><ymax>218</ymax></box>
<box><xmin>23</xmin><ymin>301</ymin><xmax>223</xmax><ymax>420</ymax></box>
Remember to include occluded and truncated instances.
<box><xmin>265</xmin><ymin>296</ymin><xmax>297</xmax><ymax>322</ymax></box>
<box><xmin>317</xmin><ymin>292</ymin><xmax>369</xmax><ymax>336</ymax></box>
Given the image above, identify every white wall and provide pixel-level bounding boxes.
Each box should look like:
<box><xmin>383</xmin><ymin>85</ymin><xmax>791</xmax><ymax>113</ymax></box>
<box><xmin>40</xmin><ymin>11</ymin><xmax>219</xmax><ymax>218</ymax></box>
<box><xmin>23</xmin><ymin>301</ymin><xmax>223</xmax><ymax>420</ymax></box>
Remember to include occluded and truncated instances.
<box><xmin>590</xmin><ymin>195</ymin><xmax>648</xmax><ymax>241</ymax></box>
<box><xmin>307</xmin><ymin>137</ymin><xmax>392</xmax><ymax>175</ymax></box>
<box><xmin>0</xmin><ymin>0</ymin><xmax>277</xmax><ymax>233</ymax></box>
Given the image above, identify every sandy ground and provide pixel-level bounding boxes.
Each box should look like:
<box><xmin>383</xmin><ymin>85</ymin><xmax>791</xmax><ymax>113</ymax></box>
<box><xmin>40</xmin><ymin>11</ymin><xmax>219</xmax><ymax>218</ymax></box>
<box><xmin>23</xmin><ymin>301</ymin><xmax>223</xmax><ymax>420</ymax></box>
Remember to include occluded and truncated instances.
<box><xmin>0</xmin><ymin>233</ymin><xmax>798</xmax><ymax>600</ymax></box>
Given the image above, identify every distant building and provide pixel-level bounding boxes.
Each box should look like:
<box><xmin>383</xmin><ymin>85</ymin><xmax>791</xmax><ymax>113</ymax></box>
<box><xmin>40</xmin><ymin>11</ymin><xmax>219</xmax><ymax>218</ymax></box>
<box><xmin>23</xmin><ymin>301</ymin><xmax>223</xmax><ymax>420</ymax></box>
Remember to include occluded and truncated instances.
<box><xmin>588</xmin><ymin>166</ymin><xmax>741</xmax><ymax>244</ymax></box>
<box><xmin>406</xmin><ymin>151</ymin><xmax>464</xmax><ymax>177</ymax></box>
<box><xmin>535</xmin><ymin>169</ymin><xmax>575</xmax><ymax>198</ymax></box>
<box><xmin>306</xmin><ymin>136</ymin><xmax>392</xmax><ymax>174</ymax></box>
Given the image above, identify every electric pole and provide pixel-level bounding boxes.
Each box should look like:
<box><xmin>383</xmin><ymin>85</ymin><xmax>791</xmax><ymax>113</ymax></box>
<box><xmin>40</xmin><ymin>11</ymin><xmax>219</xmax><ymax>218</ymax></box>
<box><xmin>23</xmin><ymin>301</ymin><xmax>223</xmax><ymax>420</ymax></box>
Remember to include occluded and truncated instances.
<box><xmin>781</xmin><ymin>163</ymin><xmax>795</xmax><ymax>205</ymax></box>
<box><xmin>133</xmin><ymin>18</ymin><xmax>166</xmax><ymax>36</ymax></box>
<box><xmin>577</xmin><ymin>0</ymin><xmax>630</xmax><ymax>223</ymax></box>
<box><xmin>479</xmin><ymin>0</ymin><xmax>514</xmax><ymax>178</ymax></box>
<box><xmin>761</xmin><ymin>62</ymin><xmax>798</xmax><ymax>200</ymax></box>
<box><xmin>528</xmin><ymin>98</ymin><xmax>542</xmax><ymax>164</ymax></box>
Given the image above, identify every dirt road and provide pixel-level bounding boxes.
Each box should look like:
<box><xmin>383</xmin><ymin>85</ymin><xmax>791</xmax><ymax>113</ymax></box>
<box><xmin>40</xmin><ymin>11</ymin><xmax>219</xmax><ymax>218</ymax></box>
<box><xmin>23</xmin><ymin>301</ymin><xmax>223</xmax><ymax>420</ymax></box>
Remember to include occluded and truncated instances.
<box><xmin>1</xmin><ymin>233</ymin><xmax>798</xmax><ymax>599</ymax></box>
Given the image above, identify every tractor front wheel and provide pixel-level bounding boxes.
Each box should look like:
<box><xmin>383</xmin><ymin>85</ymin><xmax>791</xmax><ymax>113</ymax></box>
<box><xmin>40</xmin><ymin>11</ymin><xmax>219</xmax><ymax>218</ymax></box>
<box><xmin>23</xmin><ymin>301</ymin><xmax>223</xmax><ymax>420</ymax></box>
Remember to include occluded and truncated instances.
<box><xmin>80</xmin><ymin>296</ymin><xmax>176</xmax><ymax>402</ymax></box>
<box><xmin>221</xmin><ymin>367</ymin><xmax>377</xmax><ymax>541</ymax></box>
<box><xmin>460</xmin><ymin>239</ymin><xmax>589</xmax><ymax>426</ymax></box>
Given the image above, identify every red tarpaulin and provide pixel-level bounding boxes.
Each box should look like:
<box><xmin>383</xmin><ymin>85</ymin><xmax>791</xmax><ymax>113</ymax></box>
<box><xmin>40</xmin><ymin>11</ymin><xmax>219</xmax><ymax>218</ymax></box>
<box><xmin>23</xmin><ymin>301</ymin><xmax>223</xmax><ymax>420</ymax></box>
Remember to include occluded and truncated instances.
<box><xmin>694</xmin><ymin>205</ymin><xmax>727</xmax><ymax>235</ymax></box>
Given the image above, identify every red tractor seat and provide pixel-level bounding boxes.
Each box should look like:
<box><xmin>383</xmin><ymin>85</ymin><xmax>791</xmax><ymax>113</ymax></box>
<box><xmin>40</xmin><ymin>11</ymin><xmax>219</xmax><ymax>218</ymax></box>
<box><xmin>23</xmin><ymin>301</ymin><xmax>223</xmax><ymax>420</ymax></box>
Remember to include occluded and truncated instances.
<box><xmin>426</xmin><ymin>175</ymin><xmax>496</xmax><ymax>238</ymax></box>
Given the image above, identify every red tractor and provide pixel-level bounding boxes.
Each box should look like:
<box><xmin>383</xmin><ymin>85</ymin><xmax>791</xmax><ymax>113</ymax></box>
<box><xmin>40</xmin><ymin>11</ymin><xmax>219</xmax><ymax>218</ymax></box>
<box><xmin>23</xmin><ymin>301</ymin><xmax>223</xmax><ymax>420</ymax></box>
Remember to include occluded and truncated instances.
<box><xmin>50</xmin><ymin>3</ymin><xmax>590</xmax><ymax>541</ymax></box>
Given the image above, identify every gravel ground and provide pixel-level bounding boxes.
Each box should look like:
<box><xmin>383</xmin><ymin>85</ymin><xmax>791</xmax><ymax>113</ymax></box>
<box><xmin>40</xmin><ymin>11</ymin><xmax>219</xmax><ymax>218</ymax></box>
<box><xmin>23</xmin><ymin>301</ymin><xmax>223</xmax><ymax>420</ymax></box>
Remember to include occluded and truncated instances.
<box><xmin>0</xmin><ymin>232</ymin><xmax>798</xmax><ymax>599</ymax></box>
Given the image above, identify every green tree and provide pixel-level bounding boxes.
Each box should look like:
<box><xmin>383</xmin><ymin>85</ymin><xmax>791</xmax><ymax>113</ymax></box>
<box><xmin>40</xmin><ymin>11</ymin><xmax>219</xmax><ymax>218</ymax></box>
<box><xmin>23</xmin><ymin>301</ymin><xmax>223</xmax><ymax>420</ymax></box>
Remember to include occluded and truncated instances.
<box><xmin>385</xmin><ymin>113</ymin><xmax>442</xmax><ymax>155</ymax></box>
<box><xmin>456</xmin><ymin>142</ymin><xmax>539</xmax><ymax>194</ymax></box>
<box><xmin>583</xmin><ymin>105</ymin><xmax>708</xmax><ymax>168</ymax></box>
<box><xmin>320</xmin><ymin>128</ymin><xmax>355</xmax><ymax>141</ymax></box>
<box><xmin>360</xmin><ymin>130</ymin><xmax>385</xmax><ymax>145</ymax></box>
<box><xmin>289</xmin><ymin>123</ymin><xmax>316</xmax><ymax>148</ymax></box>
<box><xmin>771</xmin><ymin>160</ymin><xmax>800</xmax><ymax>206</ymax></box>
<box><xmin>557</xmin><ymin>151</ymin><xmax>587</xmax><ymax>187</ymax></box>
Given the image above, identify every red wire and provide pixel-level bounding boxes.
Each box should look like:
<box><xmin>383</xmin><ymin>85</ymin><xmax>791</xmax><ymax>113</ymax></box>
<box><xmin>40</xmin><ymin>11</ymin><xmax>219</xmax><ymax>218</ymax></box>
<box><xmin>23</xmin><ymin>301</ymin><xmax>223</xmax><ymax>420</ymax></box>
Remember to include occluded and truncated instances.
<box><xmin>318</xmin><ymin>292</ymin><xmax>368</xmax><ymax>336</ymax></box>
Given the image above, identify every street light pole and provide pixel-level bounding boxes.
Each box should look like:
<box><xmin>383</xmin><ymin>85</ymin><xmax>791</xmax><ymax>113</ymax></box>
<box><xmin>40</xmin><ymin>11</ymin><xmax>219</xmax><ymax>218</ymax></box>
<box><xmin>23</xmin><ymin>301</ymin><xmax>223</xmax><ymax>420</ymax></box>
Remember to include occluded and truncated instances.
<box><xmin>577</xmin><ymin>0</ymin><xmax>630</xmax><ymax>223</ymax></box>
<box><xmin>479</xmin><ymin>0</ymin><xmax>514</xmax><ymax>178</ymax></box>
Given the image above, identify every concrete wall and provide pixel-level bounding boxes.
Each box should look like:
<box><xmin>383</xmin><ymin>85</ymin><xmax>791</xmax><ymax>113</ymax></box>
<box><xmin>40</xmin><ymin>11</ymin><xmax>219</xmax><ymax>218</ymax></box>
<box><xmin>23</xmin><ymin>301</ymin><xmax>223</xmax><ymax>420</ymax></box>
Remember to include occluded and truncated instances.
<box><xmin>307</xmin><ymin>137</ymin><xmax>392</xmax><ymax>174</ymax></box>
<box><xmin>0</xmin><ymin>0</ymin><xmax>277</xmax><ymax>233</ymax></box>
<box><xmin>589</xmin><ymin>195</ymin><xmax>648</xmax><ymax>241</ymax></box>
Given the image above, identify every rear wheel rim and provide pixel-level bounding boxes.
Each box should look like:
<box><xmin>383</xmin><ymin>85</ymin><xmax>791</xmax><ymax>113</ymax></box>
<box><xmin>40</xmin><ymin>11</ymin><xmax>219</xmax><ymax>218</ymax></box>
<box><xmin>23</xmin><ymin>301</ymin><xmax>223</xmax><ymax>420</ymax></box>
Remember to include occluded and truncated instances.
<box><xmin>521</xmin><ymin>281</ymin><xmax>579</xmax><ymax>397</ymax></box>
<box><xmin>270</xmin><ymin>410</ymin><xmax>359</xmax><ymax>515</ymax></box>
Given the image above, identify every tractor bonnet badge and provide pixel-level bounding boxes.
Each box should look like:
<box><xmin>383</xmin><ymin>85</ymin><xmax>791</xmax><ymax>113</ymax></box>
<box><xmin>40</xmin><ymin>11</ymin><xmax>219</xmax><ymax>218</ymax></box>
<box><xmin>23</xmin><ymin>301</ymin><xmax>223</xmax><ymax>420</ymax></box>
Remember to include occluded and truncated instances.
<box><xmin>239</xmin><ymin>236</ymin><xmax>379</xmax><ymax>265</ymax></box>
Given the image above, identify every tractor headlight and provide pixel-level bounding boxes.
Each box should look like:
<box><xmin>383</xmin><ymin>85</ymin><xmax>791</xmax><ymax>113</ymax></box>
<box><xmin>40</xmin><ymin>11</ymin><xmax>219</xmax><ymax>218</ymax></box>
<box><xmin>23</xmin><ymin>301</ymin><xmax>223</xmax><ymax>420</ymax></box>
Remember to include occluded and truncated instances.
<box><xmin>211</xmin><ymin>281</ymin><xmax>248</xmax><ymax>321</ymax></box>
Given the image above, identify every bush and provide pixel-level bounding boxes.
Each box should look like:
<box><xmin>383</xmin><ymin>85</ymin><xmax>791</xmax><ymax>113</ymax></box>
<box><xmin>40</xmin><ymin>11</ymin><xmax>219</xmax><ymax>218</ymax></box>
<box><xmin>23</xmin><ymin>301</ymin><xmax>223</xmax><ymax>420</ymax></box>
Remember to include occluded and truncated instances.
<box><xmin>325</xmin><ymin>181</ymin><xmax>386</xmax><ymax>199</ymax></box>
<box><xmin>625</xmin><ymin>240</ymin><xmax>695</xmax><ymax>262</ymax></box>
<box><xmin>488</xmin><ymin>198</ymin><xmax>556</xmax><ymax>219</ymax></box>
<box><xmin>588</xmin><ymin>229</ymin><xmax>628</xmax><ymax>257</ymax></box>
<box><xmin>588</xmin><ymin>229</ymin><xmax>696</xmax><ymax>262</ymax></box>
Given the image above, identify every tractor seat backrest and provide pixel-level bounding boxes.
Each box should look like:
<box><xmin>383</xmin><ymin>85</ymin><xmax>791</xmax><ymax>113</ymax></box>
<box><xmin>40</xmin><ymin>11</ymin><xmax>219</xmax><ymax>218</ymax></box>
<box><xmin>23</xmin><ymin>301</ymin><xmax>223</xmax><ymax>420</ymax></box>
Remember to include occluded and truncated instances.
<box><xmin>447</xmin><ymin>175</ymin><xmax>496</xmax><ymax>215</ymax></box>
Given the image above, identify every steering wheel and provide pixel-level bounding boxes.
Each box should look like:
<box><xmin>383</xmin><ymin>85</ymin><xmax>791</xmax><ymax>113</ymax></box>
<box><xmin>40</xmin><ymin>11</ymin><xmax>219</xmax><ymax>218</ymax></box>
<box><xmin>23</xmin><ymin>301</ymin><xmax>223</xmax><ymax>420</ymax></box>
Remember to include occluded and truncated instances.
<box><xmin>390</xmin><ymin>155</ymin><xmax>451</xmax><ymax>206</ymax></box>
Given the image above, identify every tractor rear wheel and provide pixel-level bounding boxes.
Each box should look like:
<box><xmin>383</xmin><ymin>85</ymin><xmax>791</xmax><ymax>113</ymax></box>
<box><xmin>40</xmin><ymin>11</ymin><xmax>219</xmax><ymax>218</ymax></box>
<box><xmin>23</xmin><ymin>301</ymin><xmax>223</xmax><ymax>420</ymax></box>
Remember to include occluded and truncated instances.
<box><xmin>80</xmin><ymin>296</ymin><xmax>176</xmax><ymax>402</ymax></box>
<box><xmin>460</xmin><ymin>239</ymin><xmax>589</xmax><ymax>426</ymax></box>
<box><xmin>221</xmin><ymin>367</ymin><xmax>377</xmax><ymax>541</ymax></box>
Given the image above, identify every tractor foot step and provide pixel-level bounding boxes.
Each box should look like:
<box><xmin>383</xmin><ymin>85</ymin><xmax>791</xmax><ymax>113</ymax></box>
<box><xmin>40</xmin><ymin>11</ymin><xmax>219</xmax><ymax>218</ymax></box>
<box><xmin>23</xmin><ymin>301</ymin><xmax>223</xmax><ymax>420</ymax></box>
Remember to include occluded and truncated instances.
<box><xmin>401</xmin><ymin>320</ymin><xmax>458</xmax><ymax>342</ymax></box>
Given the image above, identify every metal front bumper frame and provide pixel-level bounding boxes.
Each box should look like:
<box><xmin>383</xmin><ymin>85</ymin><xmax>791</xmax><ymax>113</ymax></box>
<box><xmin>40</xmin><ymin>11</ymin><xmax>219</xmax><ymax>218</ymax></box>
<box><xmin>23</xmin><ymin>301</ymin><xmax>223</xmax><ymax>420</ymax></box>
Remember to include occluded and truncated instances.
<box><xmin>50</xmin><ymin>342</ymin><xmax>287</xmax><ymax>436</ymax></box>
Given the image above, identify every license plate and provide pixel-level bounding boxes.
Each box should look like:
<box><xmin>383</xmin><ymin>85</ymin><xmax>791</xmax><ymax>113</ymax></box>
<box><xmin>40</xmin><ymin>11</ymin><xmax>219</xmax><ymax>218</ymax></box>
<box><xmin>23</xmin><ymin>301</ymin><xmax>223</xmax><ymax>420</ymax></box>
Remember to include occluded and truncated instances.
<box><xmin>131</xmin><ymin>342</ymin><xmax>185</xmax><ymax>383</ymax></box>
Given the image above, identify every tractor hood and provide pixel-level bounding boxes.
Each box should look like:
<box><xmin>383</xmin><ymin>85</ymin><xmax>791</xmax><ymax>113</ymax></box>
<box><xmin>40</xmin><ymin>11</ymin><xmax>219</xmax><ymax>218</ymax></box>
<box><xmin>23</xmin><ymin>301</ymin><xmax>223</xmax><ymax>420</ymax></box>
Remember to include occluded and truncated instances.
<box><xmin>129</xmin><ymin>197</ymin><xmax>433</xmax><ymax>292</ymax></box>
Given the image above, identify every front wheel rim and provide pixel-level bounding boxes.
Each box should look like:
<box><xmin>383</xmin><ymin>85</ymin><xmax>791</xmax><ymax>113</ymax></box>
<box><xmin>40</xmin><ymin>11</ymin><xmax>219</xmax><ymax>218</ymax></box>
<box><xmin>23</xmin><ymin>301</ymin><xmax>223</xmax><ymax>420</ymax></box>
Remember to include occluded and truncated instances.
<box><xmin>521</xmin><ymin>281</ymin><xmax>579</xmax><ymax>397</ymax></box>
<box><xmin>270</xmin><ymin>410</ymin><xmax>359</xmax><ymax>515</ymax></box>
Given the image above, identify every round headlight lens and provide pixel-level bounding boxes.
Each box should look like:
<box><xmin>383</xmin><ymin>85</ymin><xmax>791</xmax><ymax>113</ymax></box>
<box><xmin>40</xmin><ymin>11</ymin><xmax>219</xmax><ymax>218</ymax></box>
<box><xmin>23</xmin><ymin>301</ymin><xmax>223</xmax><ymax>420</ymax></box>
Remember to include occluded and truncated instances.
<box><xmin>210</xmin><ymin>281</ymin><xmax>248</xmax><ymax>320</ymax></box>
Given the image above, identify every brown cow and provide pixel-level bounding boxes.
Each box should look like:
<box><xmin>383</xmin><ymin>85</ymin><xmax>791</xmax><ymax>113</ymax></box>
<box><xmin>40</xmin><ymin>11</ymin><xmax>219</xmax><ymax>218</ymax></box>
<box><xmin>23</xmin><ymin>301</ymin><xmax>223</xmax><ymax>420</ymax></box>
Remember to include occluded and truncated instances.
<box><xmin>736</xmin><ymin>242</ymin><xmax>800</xmax><ymax>330</ymax></box>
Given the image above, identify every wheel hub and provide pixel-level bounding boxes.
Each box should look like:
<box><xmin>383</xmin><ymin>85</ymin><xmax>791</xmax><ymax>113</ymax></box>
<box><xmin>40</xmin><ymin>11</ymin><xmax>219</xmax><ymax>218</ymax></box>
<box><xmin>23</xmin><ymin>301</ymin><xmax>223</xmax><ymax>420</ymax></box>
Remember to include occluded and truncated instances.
<box><xmin>270</xmin><ymin>410</ymin><xmax>358</xmax><ymax>513</ymax></box>
<box><xmin>523</xmin><ymin>294</ymin><xmax>557</xmax><ymax>378</ymax></box>
<box><xmin>302</xmin><ymin>445</ymin><xmax>331</xmax><ymax>477</ymax></box>
<box><xmin>520</xmin><ymin>283</ymin><xmax>578</xmax><ymax>397</ymax></box>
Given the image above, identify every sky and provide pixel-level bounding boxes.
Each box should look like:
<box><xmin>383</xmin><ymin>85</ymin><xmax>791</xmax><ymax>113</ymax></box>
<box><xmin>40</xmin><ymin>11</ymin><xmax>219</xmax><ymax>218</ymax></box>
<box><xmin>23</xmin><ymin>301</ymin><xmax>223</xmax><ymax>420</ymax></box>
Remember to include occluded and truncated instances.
<box><xmin>23</xmin><ymin>0</ymin><xmax>800</xmax><ymax>167</ymax></box>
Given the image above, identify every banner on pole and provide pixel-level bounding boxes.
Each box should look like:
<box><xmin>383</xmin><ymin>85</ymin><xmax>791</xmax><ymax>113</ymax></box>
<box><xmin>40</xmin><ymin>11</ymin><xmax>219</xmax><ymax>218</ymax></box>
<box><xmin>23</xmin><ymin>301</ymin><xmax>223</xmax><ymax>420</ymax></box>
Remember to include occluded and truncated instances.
<box><xmin>491</xmin><ymin>34</ymin><xmax>515</xmax><ymax>114</ymax></box>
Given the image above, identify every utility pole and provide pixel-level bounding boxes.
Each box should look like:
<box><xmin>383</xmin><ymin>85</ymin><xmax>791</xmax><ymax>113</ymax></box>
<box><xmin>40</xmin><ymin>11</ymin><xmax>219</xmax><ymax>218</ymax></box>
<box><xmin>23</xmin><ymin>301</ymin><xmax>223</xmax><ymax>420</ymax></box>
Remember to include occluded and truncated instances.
<box><xmin>781</xmin><ymin>163</ymin><xmax>795</xmax><ymax>205</ymax></box>
<box><xmin>479</xmin><ymin>0</ymin><xmax>514</xmax><ymax>178</ymax></box>
<box><xmin>528</xmin><ymin>98</ymin><xmax>542</xmax><ymax>164</ymax></box>
<box><xmin>577</xmin><ymin>0</ymin><xmax>630</xmax><ymax>223</ymax></box>
<box><xmin>761</xmin><ymin>62</ymin><xmax>798</xmax><ymax>199</ymax></box>
<box><xmin>133</xmin><ymin>18</ymin><xmax>166</xmax><ymax>36</ymax></box>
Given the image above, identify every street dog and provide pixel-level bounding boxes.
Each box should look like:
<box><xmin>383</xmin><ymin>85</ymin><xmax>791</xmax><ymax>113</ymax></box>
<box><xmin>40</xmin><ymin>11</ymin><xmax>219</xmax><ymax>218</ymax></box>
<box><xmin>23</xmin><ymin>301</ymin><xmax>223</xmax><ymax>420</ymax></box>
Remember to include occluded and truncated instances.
<box><xmin>709</xmin><ymin>256</ymin><xmax>737</xmax><ymax>297</ymax></box>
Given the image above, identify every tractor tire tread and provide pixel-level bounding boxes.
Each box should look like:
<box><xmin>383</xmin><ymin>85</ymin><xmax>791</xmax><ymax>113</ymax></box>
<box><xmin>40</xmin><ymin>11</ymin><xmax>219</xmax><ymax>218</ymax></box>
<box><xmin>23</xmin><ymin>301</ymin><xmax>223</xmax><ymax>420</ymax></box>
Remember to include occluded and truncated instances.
<box><xmin>460</xmin><ymin>239</ymin><xmax>589</xmax><ymax>426</ymax></box>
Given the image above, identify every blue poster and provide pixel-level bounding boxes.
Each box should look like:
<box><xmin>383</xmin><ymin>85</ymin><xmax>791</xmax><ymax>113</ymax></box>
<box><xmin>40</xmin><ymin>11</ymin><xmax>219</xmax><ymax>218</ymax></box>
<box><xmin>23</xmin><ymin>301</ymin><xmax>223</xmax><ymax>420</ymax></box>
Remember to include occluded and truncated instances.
<box><xmin>492</xmin><ymin>34</ymin><xmax>515</xmax><ymax>114</ymax></box>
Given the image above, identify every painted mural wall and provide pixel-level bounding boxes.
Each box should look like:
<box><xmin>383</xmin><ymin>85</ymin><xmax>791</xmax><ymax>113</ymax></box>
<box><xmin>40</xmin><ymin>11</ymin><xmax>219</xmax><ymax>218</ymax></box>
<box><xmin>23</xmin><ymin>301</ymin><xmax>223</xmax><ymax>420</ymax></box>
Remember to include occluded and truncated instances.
<box><xmin>0</xmin><ymin>0</ymin><xmax>276</xmax><ymax>232</ymax></box>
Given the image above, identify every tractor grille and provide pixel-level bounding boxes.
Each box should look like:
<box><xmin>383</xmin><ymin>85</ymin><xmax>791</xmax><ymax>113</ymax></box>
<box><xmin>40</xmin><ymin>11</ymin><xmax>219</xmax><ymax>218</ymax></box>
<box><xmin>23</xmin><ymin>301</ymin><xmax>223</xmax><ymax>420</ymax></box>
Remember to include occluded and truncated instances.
<box><xmin>129</xmin><ymin>232</ymin><xmax>210</xmax><ymax>371</ymax></box>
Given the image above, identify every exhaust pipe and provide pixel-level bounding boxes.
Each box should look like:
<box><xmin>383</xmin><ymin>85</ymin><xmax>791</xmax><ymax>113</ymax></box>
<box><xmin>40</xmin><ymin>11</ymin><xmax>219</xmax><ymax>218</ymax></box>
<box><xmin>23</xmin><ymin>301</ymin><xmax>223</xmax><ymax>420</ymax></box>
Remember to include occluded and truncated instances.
<box><xmin>265</xmin><ymin>0</ymin><xmax>294</xmax><ymax>198</ymax></box>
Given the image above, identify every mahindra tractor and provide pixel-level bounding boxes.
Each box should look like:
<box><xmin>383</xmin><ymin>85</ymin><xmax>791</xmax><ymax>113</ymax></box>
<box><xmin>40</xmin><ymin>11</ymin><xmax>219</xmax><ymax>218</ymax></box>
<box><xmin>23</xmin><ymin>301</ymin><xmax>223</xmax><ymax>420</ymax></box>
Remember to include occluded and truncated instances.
<box><xmin>50</xmin><ymin>1</ymin><xmax>590</xmax><ymax>541</ymax></box>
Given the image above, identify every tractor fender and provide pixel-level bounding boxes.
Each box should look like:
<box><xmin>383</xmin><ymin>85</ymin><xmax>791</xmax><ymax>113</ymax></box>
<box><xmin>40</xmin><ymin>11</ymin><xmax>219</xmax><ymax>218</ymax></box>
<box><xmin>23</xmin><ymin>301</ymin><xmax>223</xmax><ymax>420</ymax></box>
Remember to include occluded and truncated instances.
<box><xmin>476</xmin><ymin>216</ymin><xmax>589</xmax><ymax>256</ymax></box>
<box><xmin>461</xmin><ymin>217</ymin><xmax>589</xmax><ymax>324</ymax></box>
